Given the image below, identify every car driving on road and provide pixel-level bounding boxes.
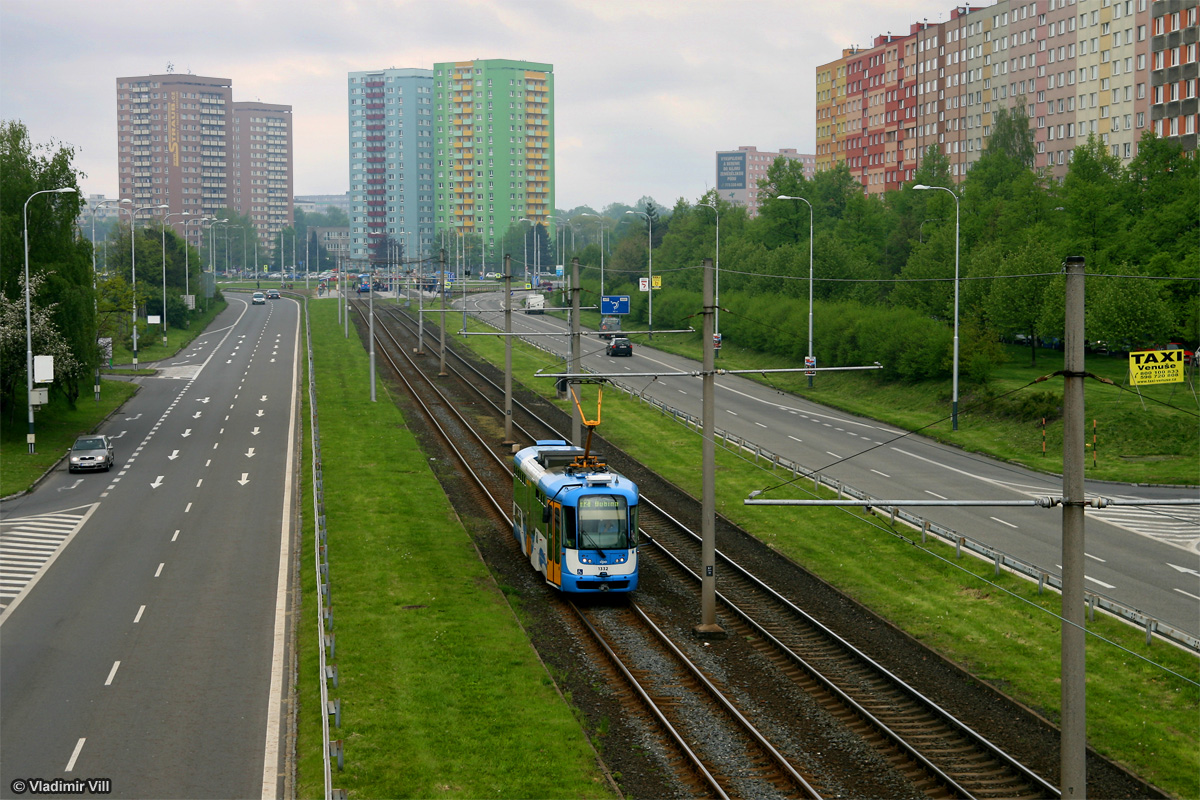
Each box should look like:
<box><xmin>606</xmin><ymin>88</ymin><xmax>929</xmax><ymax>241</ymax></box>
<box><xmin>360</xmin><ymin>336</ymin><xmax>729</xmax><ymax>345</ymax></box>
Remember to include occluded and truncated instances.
<box><xmin>68</xmin><ymin>435</ymin><xmax>115</xmax><ymax>472</ymax></box>
<box><xmin>266</xmin><ymin>288</ymin><xmax>281</xmax><ymax>300</ymax></box>
<box><xmin>252</xmin><ymin>292</ymin><xmax>266</xmax><ymax>305</ymax></box>
<box><xmin>605</xmin><ymin>337</ymin><xmax>633</xmax><ymax>357</ymax></box>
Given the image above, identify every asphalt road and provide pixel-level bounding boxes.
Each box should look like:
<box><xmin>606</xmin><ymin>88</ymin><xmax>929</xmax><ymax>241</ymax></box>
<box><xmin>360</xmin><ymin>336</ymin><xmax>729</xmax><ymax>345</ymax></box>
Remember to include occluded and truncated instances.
<box><xmin>0</xmin><ymin>294</ymin><xmax>299</xmax><ymax>799</ymax></box>
<box><xmin>462</xmin><ymin>289</ymin><xmax>1200</xmax><ymax>639</ymax></box>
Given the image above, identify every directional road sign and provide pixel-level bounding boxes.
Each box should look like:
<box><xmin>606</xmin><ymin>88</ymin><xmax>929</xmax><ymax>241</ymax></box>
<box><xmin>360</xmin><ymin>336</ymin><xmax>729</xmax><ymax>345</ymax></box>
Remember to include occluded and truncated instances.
<box><xmin>601</xmin><ymin>295</ymin><xmax>631</xmax><ymax>315</ymax></box>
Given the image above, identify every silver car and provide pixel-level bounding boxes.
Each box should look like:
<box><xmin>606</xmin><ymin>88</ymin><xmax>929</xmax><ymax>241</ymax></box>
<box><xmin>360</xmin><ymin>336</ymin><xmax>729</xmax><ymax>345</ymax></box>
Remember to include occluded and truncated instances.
<box><xmin>68</xmin><ymin>435</ymin><xmax>115</xmax><ymax>472</ymax></box>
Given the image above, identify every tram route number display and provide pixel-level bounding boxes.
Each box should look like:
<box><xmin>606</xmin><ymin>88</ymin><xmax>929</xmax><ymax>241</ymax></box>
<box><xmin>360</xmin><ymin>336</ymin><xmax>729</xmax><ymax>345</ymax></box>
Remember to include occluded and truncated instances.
<box><xmin>1128</xmin><ymin>349</ymin><xmax>1185</xmax><ymax>386</ymax></box>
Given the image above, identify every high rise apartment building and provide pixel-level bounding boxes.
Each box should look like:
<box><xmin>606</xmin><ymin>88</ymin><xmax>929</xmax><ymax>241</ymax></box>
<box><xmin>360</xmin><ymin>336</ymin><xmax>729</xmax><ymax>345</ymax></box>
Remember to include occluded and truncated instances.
<box><xmin>115</xmin><ymin>73</ymin><xmax>293</xmax><ymax>250</ymax></box>
<box><xmin>346</xmin><ymin>68</ymin><xmax>435</xmax><ymax>264</ymax></box>
<box><xmin>432</xmin><ymin>59</ymin><xmax>554</xmax><ymax>264</ymax></box>
<box><xmin>715</xmin><ymin>146</ymin><xmax>815</xmax><ymax>215</ymax></box>
<box><xmin>815</xmin><ymin>0</ymin><xmax>1197</xmax><ymax>196</ymax></box>
<box><xmin>230</xmin><ymin>102</ymin><xmax>293</xmax><ymax>248</ymax></box>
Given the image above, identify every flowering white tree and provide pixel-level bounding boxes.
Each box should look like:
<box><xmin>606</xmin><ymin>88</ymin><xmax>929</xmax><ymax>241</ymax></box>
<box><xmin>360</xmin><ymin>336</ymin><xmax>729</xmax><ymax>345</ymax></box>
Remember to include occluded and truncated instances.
<box><xmin>0</xmin><ymin>271</ymin><xmax>82</xmax><ymax>415</ymax></box>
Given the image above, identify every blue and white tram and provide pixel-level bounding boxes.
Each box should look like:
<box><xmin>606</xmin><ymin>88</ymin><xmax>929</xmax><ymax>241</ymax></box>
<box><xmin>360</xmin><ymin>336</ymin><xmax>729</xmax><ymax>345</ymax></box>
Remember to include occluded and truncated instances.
<box><xmin>512</xmin><ymin>440</ymin><xmax>639</xmax><ymax>593</ymax></box>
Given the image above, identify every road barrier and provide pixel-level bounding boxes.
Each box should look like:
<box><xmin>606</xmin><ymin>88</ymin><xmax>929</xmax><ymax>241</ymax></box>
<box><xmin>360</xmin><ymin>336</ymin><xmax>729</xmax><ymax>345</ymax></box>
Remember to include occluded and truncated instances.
<box><xmin>304</xmin><ymin>299</ymin><xmax>347</xmax><ymax>800</ymax></box>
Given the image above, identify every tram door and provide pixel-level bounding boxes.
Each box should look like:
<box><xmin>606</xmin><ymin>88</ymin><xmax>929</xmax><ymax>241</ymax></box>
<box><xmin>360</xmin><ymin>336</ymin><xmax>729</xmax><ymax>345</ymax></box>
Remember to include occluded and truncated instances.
<box><xmin>547</xmin><ymin>501</ymin><xmax>562</xmax><ymax>586</ymax></box>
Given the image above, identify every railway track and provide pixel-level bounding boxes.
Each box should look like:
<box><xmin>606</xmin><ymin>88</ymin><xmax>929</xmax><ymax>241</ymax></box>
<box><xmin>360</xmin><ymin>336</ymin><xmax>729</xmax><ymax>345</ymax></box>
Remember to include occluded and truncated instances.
<box><xmin>352</xmin><ymin>298</ymin><xmax>1060</xmax><ymax>798</ymax></box>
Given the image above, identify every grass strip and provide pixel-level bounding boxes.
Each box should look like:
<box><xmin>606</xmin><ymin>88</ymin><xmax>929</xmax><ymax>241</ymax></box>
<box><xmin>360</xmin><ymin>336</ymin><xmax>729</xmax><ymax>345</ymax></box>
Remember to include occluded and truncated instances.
<box><xmin>455</xmin><ymin>310</ymin><xmax>1199</xmax><ymax>798</ymax></box>
<box><xmin>0</xmin><ymin>380</ymin><xmax>139</xmax><ymax>497</ymax></box>
<box><xmin>296</xmin><ymin>300</ymin><xmax>614</xmax><ymax>799</ymax></box>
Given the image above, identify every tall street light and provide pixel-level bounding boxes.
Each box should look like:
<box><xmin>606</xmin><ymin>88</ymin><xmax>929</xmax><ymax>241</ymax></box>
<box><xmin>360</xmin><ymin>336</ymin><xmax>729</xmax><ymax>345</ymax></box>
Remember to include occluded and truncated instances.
<box><xmin>89</xmin><ymin>198</ymin><xmax>121</xmax><ymax>400</ymax></box>
<box><xmin>913</xmin><ymin>183</ymin><xmax>961</xmax><ymax>430</ymax></box>
<box><xmin>579</xmin><ymin>213</ymin><xmax>607</xmax><ymax>297</ymax></box>
<box><xmin>518</xmin><ymin>218</ymin><xmax>536</xmax><ymax>285</ymax></box>
<box><xmin>696</xmin><ymin>202</ymin><xmax>721</xmax><ymax>338</ymax></box>
<box><xmin>162</xmin><ymin>211</ymin><xmax>190</xmax><ymax>344</ymax></box>
<box><xmin>625</xmin><ymin>210</ymin><xmax>654</xmax><ymax>337</ymax></box>
<box><xmin>24</xmin><ymin>186</ymin><xmax>77</xmax><ymax>453</ymax></box>
<box><xmin>117</xmin><ymin>202</ymin><xmax>168</xmax><ymax>368</ymax></box>
<box><xmin>776</xmin><ymin>195</ymin><xmax>815</xmax><ymax>387</ymax></box>
<box><xmin>187</xmin><ymin>216</ymin><xmax>219</xmax><ymax>309</ymax></box>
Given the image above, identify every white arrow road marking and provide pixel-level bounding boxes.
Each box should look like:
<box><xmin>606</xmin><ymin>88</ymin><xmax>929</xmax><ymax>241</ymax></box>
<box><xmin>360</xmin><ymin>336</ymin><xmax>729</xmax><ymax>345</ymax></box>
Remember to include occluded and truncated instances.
<box><xmin>58</xmin><ymin>479</ymin><xmax>84</xmax><ymax>492</ymax></box>
<box><xmin>150</xmin><ymin>476</ymin><xmax>164</xmax><ymax>489</ymax></box>
<box><xmin>197</xmin><ymin>397</ymin><xmax>210</xmax><ymax>403</ymax></box>
<box><xmin>1167</xmin><ymin>562</ymin><xmax>1200</xmax><ymax>578</ymax></box>
<box><xmin>193</xmin><ymin>412</ymin><xmax>202</xmax><ymax>419</ymax></box>
<box><xmin>270</xmin><ymin>358</ymin><xmax>276</xmax><ymax>363</ymax></box>
<box><xmin>246</xmin><ymin>448</ymin><xmax>256</xmax><ymax>458</ymax></box>
<box><xmin>127</xmin><ymin>414</ymin><xmax>142</xmax><ymax>421</ymax></box>
<box><xmin>168</xmin><ymin>450</ymin><xmax>180</xmax><ymax>460</ymax></box>
<box><xmin>112</xmin><ymin>431</ymin><xmax>127</xmax><ymax>439</ymax></box>
<box><xmin>256</xmin><ymin>409</ymin><xmax>265</xmax><ymax>417</ymax></box>
<box><xmin>237</xmin><ymin>473</ymin><xmax>250</xmax><ymax>486</ymax></box>
<box><xmin>251</xmin><ymin>427</ymin><xmax>261</xmax><ymax>436</ymax></box>
<box><xmin>181</xmin><ymin>429</ymin><xmax>192</xmax><ymax>438</ymax></box>
<box><xmin>260</xmin><ymin>395</ymin><xmax>267</xmax><ymax>401</ymax></box>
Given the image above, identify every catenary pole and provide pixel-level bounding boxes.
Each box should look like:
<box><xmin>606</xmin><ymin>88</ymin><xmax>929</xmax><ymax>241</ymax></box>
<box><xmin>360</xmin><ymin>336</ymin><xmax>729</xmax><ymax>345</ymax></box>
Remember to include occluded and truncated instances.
<box><xmin>438</xmin><ymin>248</ymin><xmax>448</xmax><ymax>377</ymax></box>
<box><xmin>503</xmin><ymin>255</ymin><xmax>514</xmax><ymax>445</ymax></box>
<box><xmin>570</xmin><ymin>257</ymin><xmax>582</xmax><ymax>447</ymax></box>
<box><xmin>1061</xmin><ymin>255</ymin><xmax>1087</xmax><ymax>799</ymax></box>
<box><xmin>696</xmin><ymin>257</ymin><xmax>725</xmax><ymax>639</ymax></box>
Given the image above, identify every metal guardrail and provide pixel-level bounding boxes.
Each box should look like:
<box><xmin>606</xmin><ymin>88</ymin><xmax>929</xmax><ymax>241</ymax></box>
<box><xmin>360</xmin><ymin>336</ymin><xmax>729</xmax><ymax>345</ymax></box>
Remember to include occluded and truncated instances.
<box><xmin>473</xmin><ymin>312</ymin><xmax>1200</xmax><ymax>655</ymax></box>
<box><xmin>304</xmin><ymin>299</ymin><xmax>346</xmax><ymax>800</ymax></box>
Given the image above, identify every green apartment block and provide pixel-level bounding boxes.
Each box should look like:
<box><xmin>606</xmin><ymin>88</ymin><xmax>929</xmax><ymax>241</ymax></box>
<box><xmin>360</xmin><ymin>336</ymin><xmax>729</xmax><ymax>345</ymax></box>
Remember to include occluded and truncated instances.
<box><xmin>433</xmin><ymin>59</ymin><xmax>554</xmax><ymax>270</ymax></box>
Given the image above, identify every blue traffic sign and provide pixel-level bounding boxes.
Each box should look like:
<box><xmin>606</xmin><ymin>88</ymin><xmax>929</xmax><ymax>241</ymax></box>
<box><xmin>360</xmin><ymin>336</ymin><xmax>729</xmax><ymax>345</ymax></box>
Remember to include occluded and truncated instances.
<box><xmin>601</xmin><ymin>295</ymin><xmax>631</xmax><ymax>315</ymax></box>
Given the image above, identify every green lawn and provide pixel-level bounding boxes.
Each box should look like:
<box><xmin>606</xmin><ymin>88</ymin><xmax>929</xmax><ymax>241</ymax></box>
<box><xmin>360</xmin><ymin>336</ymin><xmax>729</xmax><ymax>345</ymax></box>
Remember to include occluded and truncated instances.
<box><xmin>0</xmin><ymin>381</ymin><xmax>140</xmax><ymax>497</ymax></box>
<box><xmin>456</xmin><ymin>313</ymin><xmax>1199</xmax><ymax>799</ymax></box>
<box><xmin>296</xmin><ymin>300</ymin><xmax>614</xmax><ymax>799</ymax></box>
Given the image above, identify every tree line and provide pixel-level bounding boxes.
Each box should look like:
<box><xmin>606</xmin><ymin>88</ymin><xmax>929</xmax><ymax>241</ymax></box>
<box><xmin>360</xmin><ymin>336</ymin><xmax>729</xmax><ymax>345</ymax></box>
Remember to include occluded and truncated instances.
<box><xmin>562</xmin><ymin>105</ymin><xmax>1197</xmax><ymax>386</ymax></box>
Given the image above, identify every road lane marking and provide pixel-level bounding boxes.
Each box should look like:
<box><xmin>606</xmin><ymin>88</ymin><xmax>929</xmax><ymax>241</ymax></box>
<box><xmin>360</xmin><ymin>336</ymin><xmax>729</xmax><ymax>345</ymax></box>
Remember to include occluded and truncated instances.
<box><xmin>788</xmin><ymin>435</ymin><xmax>802</xmax><ymax>442</ymax></box>
<box><xmin>755</xmin><ymin>422</ymin><xmax>768</xmax><ymax>428</ymax></box>
<box><xmin>1086</xmin><ymin>552</ymin><xmax>1107</xmax><ymax>563</ymax></box>
<box><xmin>65</xmin><ymin>738</ymin><xmax>85</xmax><ymax>771</ymax></box>
<box><xmin>172</xmin><ymin>530</ymin><xmax>180</xmax><ymax>541</ymax></box>
<box><xmin>826</xmin><ymin>451</ymin><xmax>841</xmax><ymax>459</ymax></box>
<box><xmin>990</xmin><ymin>516</ymin><xmax>1019</xmax><ymax>528</ymax></box>
<box><xmin>184</xmin><ymin>503</ymin><xmax>192</xmax><ymax>513</ymax></box>
<box><xmin>1174</xmin><ymin>587</ymin><xmax>1200</xmax><ymax>601</ymax></box>
<box><xmin>105</xmin><ymin>661</ymin><xmax>120</xmax><ymax>686</ymax></box>
<box><xmin>134</xmin><ymin>605</ymin><xmax>145</xmax><ymax>623</ymax></box>
<box><xmin>155</xmin><ymin>563</ymin><xmax>164</xmax><ymax>577</ymax></box>
<box><xmin>925</xmin><ymin>490</ymin><xmax>947</xmax><ymax>499</ymax></box>
<box><xmin>871</xmin><ymin>469</ymin><xmax>891</xmax><ymax>478</ymax></box>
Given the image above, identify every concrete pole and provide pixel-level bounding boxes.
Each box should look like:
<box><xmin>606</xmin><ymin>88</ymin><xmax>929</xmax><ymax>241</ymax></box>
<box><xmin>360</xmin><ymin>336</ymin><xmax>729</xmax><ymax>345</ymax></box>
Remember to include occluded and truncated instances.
<box><xmin>503</xmin><ymin>255</ymin><xmax>514</xmax><ymax>445</ymax></box>
<box><xmin>438</xmin><ymin>248</ymin><xmax>448</xmax><ymax>377</ymax></box>
<box><xmin>343</xmin><ymin>259</ymin><xmax>349</xmax><ymax>339</ymax></box>
<box><xmin>369</xmin><ymin>275</ymin><xmax>376</xmax><ymax>402</ymax></box>
<box><xmin>696</xmin><ymin>257</ymin><xmax>725</xmax><ymax>639</ymax></box>
<box><xmin>1061</xmin><ymin>255</ymin><xmax>1087</xmax><ymax>798</ymax></box>
<box><xmin>570</xmin><ymin>257</ymin><xmax>582</xmax><ymax>447</ymax></box>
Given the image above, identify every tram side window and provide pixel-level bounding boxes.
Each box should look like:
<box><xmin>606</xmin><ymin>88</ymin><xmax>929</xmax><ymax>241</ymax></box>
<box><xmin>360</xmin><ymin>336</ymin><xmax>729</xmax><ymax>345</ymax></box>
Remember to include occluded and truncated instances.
<box><xmin>576</xmin><ymin>495</ymin><xmax>629</xmax><ymax>550</ymax></box>
<box><xmin>562</xmin><ymin>506</ymin><xmax>576</xmax><ymax>549</ymax></box>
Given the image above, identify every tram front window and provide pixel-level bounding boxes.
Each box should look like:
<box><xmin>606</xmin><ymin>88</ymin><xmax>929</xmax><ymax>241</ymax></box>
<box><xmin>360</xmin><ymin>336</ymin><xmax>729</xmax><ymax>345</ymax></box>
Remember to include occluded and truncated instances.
<box><xmin>577</xmin><ymin>495</ymin><xmax>629</xmax><ymax>550</ymax></box>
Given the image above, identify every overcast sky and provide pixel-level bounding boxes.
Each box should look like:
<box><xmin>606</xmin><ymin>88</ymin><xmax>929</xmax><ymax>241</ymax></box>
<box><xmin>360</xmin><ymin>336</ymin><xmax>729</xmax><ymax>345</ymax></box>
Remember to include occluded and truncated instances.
<box><xmin>1</xmin><ymin>0</ymin><xmax>943</xmax><ymax>211</ymax></box>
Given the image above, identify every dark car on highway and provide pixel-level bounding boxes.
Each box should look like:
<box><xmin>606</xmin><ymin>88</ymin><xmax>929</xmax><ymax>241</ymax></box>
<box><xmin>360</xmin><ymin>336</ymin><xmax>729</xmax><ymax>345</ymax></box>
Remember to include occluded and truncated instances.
<box><xmin>68</xmin><ymin>435</ymin><xmax>115</xmax><ymax>472</ymax></box>
<box><xmin>266</xmin><ymin>288</ymin><xmax>281</xmax><ymax>299</ymax></box>
<box><xmin>605</xmin><ymin>337</ymin><xmax>633</xmax><ymax>357</ymax></box>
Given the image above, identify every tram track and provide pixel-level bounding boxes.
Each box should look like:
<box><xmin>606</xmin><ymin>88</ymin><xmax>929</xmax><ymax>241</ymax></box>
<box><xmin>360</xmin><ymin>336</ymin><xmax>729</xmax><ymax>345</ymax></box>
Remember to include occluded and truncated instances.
<box><xmin>347</xmin><ymin>297</ymin><xmax>1157</xmax><ymax>799</ymax></box>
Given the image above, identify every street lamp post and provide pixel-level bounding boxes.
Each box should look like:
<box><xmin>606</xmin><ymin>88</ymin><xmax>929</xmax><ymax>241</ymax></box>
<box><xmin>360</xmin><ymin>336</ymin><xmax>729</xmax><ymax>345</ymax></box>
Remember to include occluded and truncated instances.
<box><xmin>90</xmin><ymin>198</ymin><xmax>121</xmax><ymax>401</ymax></box>
<box><xmin>696</xmin><ymin>202</ymin><xmax>721</xmax><ymax>338</ymax></box>
<box><xmin>518</xmin><ymin>218</ymin><xmax>535</xmax><ymax>286</ymax></box>
<box><xmin>776</xmin><ymin>196</ymin><xmax>814</xmax><ymax>387</ymax></box>
<box><xmin>579</xmin><ymin>213</ymin><xmax>607</xmax><ymax>297</ymax></box>
<box><xmin>913</xmin><ymin>184</ymin><xmax>961</xmax><ymax>430</ymax></box>
<box><xmin>24</xmin><ymin>186</ymin><xmax>78</xmax><ymax>453</ymax></box>
<box><xmin>117</xmin><ymin>202</ymin><xmax>168</xmax><ymax>369</ymax></box>
<box><xmin>625</xmin><ymin>210</ymin><xmax>654</xmax><ymax>337</ymax></box>
<box><xmin>162</xmin><ymin>211</ymin><xmax>190</xmax><ymax>344</ymax></box>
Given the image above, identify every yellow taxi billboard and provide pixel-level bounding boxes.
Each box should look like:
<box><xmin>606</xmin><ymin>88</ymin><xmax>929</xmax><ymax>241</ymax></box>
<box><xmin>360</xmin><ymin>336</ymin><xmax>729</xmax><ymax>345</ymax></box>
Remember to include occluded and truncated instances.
<box><xmin>1128</xmin><ymin>349</ymin><xmax>1185</xmax><ymax>385</ymax></box>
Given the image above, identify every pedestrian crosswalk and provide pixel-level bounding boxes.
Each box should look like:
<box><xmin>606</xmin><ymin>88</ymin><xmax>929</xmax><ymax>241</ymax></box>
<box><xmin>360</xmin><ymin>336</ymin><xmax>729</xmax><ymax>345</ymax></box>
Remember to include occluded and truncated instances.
<box><xmin>0</xmin><ymin>504</ymin><xmax>98</xmax><ymax>619</ymax></box>
<box><xmin>1092</xmin><ymin>501</ymin><xmax>1200</xmax><ymax>552</ymax></box>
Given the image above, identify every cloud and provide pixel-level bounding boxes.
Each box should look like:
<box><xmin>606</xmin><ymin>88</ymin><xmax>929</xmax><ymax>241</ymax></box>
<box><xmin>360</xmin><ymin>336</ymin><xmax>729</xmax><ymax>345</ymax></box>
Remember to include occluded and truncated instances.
<box><xmin>1</xmin><ymin>0</ymin><xmax>939</xmax><ymax>209</ymax></box>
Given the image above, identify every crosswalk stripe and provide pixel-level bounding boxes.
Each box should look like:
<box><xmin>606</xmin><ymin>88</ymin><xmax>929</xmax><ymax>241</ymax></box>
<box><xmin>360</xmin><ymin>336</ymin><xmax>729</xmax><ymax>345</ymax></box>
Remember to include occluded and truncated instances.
<box><xmin>0</xmin><ymin>504</ymin><xmax>99</xmax><ymax>620</ymax></box>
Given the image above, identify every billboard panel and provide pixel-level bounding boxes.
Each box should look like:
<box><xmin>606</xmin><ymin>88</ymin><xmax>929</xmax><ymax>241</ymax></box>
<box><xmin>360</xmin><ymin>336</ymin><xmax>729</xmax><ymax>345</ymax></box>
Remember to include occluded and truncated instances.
<box><xmin>716</xmin><ymin>152</ymin><xmax>747</xmax><ymax>190</ymax></box>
